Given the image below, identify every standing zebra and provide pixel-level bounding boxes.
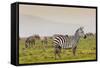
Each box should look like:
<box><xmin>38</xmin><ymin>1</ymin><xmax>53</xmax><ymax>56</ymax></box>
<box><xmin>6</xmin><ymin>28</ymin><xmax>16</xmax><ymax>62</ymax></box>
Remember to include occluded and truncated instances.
<box><xmin>53</xmin><ymin>27</ymin><xmax>86</xmax><ymax>59</ymax></box>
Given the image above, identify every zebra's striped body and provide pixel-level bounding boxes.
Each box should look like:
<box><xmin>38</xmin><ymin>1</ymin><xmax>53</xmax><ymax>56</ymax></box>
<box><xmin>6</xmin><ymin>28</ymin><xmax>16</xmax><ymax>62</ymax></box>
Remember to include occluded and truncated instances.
<box><xmin>25</xmin><ymin>35</ymin><xmax>40</xmax><ymax>48</ymax></box>
<box><xmin>53</xmin><ymin>27</ymin><xmax>86</xmax><ymax>59</ymax></box>
<box><xmin>53</xmin><ymin>34</ymin><xmax>69</xmax><ymax>59</ymax></box>
<box><xmin>53</xmin><ymin>34</ymin><xmax>69</xmax><ymax>49</ymax></box>
<box><xmin>25</xmin><ymin>36</ymin><xmax>35</xmax><ymax>48</ymax></box>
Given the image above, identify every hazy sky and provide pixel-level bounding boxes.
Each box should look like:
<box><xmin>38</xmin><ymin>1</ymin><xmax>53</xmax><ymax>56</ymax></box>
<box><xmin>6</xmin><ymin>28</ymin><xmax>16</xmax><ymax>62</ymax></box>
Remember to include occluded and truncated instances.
<box><xmin>19</xmin><ymin>4</ymin><xmax>96</xmax><ymax>37</ymax></box>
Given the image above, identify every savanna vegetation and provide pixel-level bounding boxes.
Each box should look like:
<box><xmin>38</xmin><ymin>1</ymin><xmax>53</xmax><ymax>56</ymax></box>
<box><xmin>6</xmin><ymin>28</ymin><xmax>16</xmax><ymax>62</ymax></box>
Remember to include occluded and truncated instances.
<box><xmin>19</xmin><ymin>35</ymin><xmax>96</xmax><ymax>64</ymax></box>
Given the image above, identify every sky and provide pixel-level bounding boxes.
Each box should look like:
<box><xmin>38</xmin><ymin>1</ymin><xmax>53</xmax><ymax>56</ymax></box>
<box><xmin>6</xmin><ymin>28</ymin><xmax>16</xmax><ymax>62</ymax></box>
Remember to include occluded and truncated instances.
<box><xmin>19</xmin><ymin>4</ymin><xmax>96</xmax><ymax>37</ymax></box>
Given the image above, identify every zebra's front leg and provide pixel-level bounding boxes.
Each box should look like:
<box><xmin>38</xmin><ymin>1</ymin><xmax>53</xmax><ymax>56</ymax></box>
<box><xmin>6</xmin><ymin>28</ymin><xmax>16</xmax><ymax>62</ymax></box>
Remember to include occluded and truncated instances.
<box><xmin>30</xmin><ymin>42</ymin><xmax>33</xmax><ymax>48</ymax></box>
<box><xmin>72</xmin><ymin>46</ymin><xmax>77</xmax><ymax>56</ymax></box>
<box><xmin>31</xmin><ymin>42</ymin><xmax>34</xmax><ymax>48</ymax></box>
<box><xmin>29</xmin><ymin>42</ymin><xmax>31</xmax><ymax>48</ymax></box>
<box><xmin>57</xmin><ymin>52</ymin><xmax>61</xmax><ymax>59</ymax></box>
<box><xmin>25</xmin><ymin>42</ymin><xmax>28</xmax><ymax>48</ymax></box>
<box><xmin>33</xmin><ymin>41</ymin><xmax>35</xmax><ymax>46</ymax></box>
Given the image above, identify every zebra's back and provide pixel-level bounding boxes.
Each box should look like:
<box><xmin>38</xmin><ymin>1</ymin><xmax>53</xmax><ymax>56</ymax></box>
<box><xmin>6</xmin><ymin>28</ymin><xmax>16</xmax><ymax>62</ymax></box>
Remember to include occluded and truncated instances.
<box><xmin>53</xmin><ymin>34</ymin><xmax>72</xmax><ymax>48</ymax></box>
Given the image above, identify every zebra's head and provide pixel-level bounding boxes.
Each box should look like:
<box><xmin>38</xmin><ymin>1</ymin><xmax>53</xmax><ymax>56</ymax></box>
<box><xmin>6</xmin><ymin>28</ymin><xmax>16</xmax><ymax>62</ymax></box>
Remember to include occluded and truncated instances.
<box><xmin>77</xmin><ymin>27</ymin><xmax>86</xmax><ymax>39</ymax></box>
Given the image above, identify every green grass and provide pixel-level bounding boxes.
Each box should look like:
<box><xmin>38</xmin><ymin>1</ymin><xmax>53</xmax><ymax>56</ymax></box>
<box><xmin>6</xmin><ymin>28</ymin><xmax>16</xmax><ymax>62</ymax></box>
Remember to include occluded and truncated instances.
<box><xmin>19</xmin><ymin>36</ymin><xmax>96</xmax><ymax>64</ymax></box>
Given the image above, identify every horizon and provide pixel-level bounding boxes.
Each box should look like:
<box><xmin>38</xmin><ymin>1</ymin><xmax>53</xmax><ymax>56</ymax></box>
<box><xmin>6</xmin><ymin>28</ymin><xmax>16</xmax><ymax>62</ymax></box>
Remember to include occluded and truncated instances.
<box><xmin>19</xmin><ymin>32</ymin><xmax>96</xmax><ymax>38</ymax></box>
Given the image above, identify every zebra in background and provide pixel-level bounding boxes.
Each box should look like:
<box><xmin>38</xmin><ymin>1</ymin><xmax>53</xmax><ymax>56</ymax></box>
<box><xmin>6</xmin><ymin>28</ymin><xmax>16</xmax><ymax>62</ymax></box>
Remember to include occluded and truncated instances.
<box><xmin>41</xmin><ymin>36</ymin><xmax>48</xmax><ymax>46</ymax></box>
<box><xmin>40</xmin><ymin>36</ymin><xmax>48</xmax><ymax>51</ymax></box>
<box><xmin>25</xmin><ymin>35</ymin><xmax>40</xmax><ymax>48</ymax></box>
<box><xmin>85</xmin><ymin>33</ymin><xmax>94</xmax><ymax>37</ymax></box>
<box><xmin>25</xmin><ymin>36</ymin><xmax>35</xmax><ymax>48</ymax></box>
<box><xmin>53</xmin><ymin>27</ymin><xmax>86</xmax><ymax>59</ymax></box>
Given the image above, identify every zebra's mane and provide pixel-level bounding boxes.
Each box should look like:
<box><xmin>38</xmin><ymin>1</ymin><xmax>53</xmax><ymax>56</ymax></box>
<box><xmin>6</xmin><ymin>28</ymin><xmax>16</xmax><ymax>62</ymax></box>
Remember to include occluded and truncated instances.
<box><xmin>75</xmin><ymin>28</ymin><xmax>80</xmax><ymax>36</ymax></box>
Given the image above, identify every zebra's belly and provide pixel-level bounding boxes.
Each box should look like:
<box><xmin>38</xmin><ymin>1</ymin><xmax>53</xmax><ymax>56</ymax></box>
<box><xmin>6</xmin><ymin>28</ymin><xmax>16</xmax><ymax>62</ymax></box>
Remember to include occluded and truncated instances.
<box><xmin>61</xmin><ymin>43</ymin><xmax>72</xmax><ymax>49</ymax></box>
<box><xmin>62</xmin><ymin>46</ymin><xmax>72</xmax><ymax>49</ymax></box>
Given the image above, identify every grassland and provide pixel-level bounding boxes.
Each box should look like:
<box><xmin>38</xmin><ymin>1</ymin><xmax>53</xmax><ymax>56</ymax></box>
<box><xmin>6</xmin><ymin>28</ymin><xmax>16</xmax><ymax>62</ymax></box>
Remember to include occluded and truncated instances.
<box><xmin>19</xmin><ymin>36</ymin><xmax>96</xmax><ymax>64</ymax></box>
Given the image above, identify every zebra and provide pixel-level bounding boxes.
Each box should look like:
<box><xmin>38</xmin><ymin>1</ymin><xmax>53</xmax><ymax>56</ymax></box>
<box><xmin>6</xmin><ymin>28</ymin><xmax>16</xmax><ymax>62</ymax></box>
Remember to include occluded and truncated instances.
<box><xmin>40</xmin><ymin>36</ymin><xmax>48</xmax><ymax>51</ymax></box>
<box><xmin>25</xmin><ymin>35</ymin><xmax>40</xmax><ymax>48</ymax></box>
<box><xmin>25</xmin><ymin>36</ymin><xmax>35</xmax><ymax>48</ymax></box>
<box><xmin>41</xmin><ymin>36</ymin><xmax>48</xmax><ymax>46</ymax></box>
<box><xmin>85</xmin><ymin>33</ymin><xmax>94</xmax><ymax>37</ymax></box>
<box><xmin>53</xmin><ymin>27</ymin><xmax>86</xmax><ymax>59</ymax></box>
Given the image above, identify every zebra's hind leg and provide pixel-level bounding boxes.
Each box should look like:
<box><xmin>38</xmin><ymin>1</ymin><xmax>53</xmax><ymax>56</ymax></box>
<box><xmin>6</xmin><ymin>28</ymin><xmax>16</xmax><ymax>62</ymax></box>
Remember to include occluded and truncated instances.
<box><xmin>72</xmin><ymin>46</ymin><xmax>77</xmax><ymax>56</ymax></box>
<box><xmin>54</xmin><ymin>45</ymin><xmax>61</xmax><ymax>60</ymax></box>
<box><xmin>31</xmin><ymin>42</ymin><xmax>34</xmax><ymax>48</ymax></box>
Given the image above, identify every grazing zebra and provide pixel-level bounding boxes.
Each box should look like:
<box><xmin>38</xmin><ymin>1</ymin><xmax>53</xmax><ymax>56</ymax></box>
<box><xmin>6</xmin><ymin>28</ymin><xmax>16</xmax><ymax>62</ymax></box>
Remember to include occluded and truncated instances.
<box><xmin>53</xmin><ymin>27</ymin><xmax>86</xmax><ymax>59</ymax></box>
<box><xmin>25</xmin><ymin>35</ymin><xmax>40</xmax><ymax>48</ymax></box>
<box><xmin>25</xmin><ymin>36</ymin><xmax>35</xmax><ymax>48</ymax></box>
<box><xmin>41</xmin><ymin>36</ymin><xmax>48</xmax><ymax>46</ymax></box>
<box><xmin>34</xmin><ymin>35</ymin><xmax>40</xmax><ymax>40</ymax></box>
<box><xmin>40</xmin><ymin>36</ymin><xmax>48</xmax><ymax>51</ymax></box>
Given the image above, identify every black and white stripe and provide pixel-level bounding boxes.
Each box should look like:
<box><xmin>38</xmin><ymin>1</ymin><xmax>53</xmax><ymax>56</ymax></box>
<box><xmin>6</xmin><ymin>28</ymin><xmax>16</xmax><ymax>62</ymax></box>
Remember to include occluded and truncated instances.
<box><xmin>53</xmin><ymin>34</ymin><xmax>69</xmax><ymax>59</ymax></box>
<box><xmin>53</xmin><ymin>34</ymin><xmax>70</xmax><ymax>49</ymax></box>
<box><xmin>53</xmin><ymin>27</ymin><xmax>86</xmax><ymax>59</ymax></box>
